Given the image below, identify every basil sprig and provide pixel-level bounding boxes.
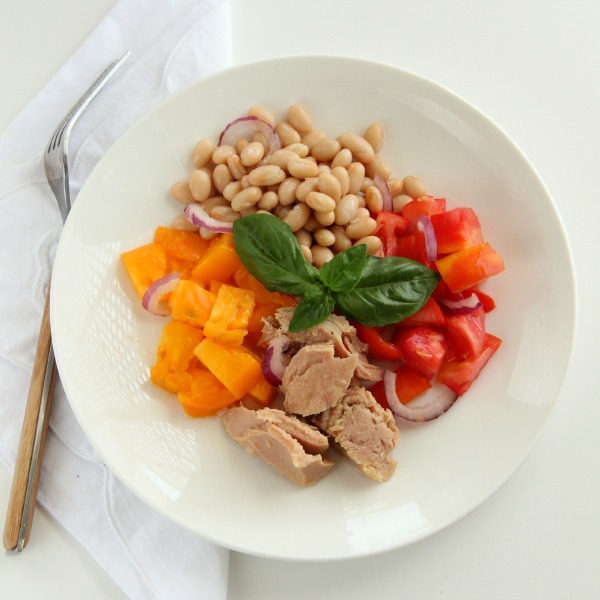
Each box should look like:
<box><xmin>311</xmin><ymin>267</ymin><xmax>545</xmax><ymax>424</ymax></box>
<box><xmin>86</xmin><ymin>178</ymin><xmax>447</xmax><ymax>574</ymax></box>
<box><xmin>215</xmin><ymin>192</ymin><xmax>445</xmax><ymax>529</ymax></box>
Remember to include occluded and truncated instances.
<box><xmin>233</xmin><ymin>214</ymin><xmax>439</xmax><ymax>332</ymax></box>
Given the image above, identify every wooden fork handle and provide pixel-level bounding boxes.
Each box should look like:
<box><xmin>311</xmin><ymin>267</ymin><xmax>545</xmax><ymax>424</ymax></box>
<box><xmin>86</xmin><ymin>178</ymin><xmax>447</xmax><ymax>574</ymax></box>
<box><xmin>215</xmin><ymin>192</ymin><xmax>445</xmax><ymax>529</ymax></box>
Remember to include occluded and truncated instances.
<box><xmin>3</xmin><ymin>286</ymin><xmax>57</xmax><ymax>553</ymax></box>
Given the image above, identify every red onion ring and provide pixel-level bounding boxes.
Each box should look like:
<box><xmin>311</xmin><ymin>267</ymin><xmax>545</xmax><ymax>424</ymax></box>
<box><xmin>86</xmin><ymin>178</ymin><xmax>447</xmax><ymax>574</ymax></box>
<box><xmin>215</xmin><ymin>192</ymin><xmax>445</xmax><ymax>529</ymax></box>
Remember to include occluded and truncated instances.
<box><xmin>374</xmin><ymin>174</ymin><xmax>393</xmax><ymax>212</ymax></box>
<box><xmin>184</xmin><ymin>202</ymin><xmax>234</xmax><ymax>233</ymax></box>
<box><xmin>142</xmin><ymin>272</ymin><xmax>180</xmax><ymax>316</ymax></box>
<box><xmin>383</xmin><ymin>370</ymin><xmax>458</xmax><ymax>422</ymax></box>
<box><xmin>416</xmin><ymin>215</ymin><xmax>438</xmax><ymax>261</ymax></box>
<box><xmin>218</xmin><ymin>116</ymin><xmax>282</xmax><ymax>155</ymax></box>
<box><xmin>438</xmin><ymin>293</ymin><xmax>483</xmax><ymax>315</ymax></box>
<box><xmin>261</xmin><ymin>335</ymin><xmax>289</xmax><ymax>386</ymax></box>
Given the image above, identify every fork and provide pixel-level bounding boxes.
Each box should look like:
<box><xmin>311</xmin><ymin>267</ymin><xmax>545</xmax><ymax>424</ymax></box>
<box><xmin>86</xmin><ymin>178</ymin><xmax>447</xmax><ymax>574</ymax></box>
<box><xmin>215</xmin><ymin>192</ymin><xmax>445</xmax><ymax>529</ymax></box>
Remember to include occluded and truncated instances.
<box><xmin>3</xmin><ymin>52</ymin><xmax>130</xmax><ymax>554</ymax></box>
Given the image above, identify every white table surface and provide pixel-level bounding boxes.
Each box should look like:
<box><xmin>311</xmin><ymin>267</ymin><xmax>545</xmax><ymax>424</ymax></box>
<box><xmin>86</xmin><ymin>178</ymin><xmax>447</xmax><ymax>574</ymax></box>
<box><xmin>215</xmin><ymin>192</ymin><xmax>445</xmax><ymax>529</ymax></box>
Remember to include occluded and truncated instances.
<box><xmin>2</xmin><ymin>1</ymin><xmax>599</xmax><ymax>598</ymax></box>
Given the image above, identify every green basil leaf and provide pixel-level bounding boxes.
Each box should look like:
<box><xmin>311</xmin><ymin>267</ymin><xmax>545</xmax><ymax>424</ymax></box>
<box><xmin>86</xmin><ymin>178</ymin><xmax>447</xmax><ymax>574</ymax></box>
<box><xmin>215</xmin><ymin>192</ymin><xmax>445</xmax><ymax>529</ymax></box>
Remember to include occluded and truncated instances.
<box><xmin>233</xmin><ymin>214</ymin><xmax>320</xmax><ymax>296</ymax></box>
<box><xmin>319</xmin><ymin>244</ymin><xmax>367</xmax><ymax>292</ymax></box>
<box><xmin>288</xmin><ymin>285</ymin><xmax>336</xmax><ymax>332</ymax></box>
<box><xmin>335</xmin><ymin>255</ymin><xmax>440</xmax><ymax>326</ymax></box>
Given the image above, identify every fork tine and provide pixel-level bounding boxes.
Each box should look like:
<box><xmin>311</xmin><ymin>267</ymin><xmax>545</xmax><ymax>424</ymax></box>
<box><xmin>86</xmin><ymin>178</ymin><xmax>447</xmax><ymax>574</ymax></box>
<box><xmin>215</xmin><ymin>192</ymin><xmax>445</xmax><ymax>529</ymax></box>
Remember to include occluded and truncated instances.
<box><xmin>45</xmin><ymin>51</ymin><xmax>131</xmax><ymax>156</ymax></box>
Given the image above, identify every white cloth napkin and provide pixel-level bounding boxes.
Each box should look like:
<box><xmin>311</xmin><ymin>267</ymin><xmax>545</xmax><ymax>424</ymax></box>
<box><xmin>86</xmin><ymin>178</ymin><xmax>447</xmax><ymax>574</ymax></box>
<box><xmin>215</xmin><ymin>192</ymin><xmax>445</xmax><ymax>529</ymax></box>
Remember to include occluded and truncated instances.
<box><xmin>0</xmin><ymin>0</ymin><xmax>231</xmax><ymax>598</ymax></box>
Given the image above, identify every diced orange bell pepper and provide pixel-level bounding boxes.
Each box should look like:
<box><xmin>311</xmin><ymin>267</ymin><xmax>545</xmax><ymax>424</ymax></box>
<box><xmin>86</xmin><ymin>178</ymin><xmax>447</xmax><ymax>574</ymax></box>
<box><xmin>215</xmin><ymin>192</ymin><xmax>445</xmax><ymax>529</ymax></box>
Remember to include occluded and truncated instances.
<box><xmin>177</xmin><ymin>368</ymin><xmax>238</xmax><ymax>417</ymax></box>
<box><xmin>155</xmin><ymin>321</ymin><xmax>204</xmax><ymax>371</ymax></box>
<box><xmin>247</xmin><ymin>303</ymin><xmax>280</xmax><ymax>333</ymax></box>
<box><xmin>247</xmin><ymin>376</ymin><xmax>277</xmax><ymax>406</ymax></box>
<box><xmin>435</xmin><ymin>242</ymin><xmax>505</xmax><ymax>293</ymax></box>
<box><xmin>191</xmin><ymin>234</ymin><xmax>242</xmax><ymax>285</ymax></box>
<box><xmin>169</xmin><ymin>280</ymin><xmax>216</xmax><ymax>328</ymax></box>
<box><xmin>209</xmin><ymin>280</ymin><xmax>225</xmax><ymax>296</ymax></box>
<box><xmin>204</xmin><ymin>284</ymin><xmax>256</xmax><ymax>345</ymax></box>
<box><xmin>121</xmin><ymin>243</ymin><xmax>167</xmax><ymax>297</ymax></box>
<box><xmin>150</xmin><ymin>321</ymin><xmax>204</xmax><ymax>394</ymax></box>
<box><xmin>150</xmin><ymin>361</ymin><xmax>192</xmax><ymax>394</ymax></box>
<box><xmin>194</xmin><ymin>338</ymin><xmax>264</xmax><ymax>400</ymax></box>
<box><xmin>154</xmin><ymin>226</ymin><xmax>210</xmax><ymax>263</ymax></box>
<box><xmin>165</xmin><ymin>258</ymin><xmax>195</xmax><ymax>280</ymax></box>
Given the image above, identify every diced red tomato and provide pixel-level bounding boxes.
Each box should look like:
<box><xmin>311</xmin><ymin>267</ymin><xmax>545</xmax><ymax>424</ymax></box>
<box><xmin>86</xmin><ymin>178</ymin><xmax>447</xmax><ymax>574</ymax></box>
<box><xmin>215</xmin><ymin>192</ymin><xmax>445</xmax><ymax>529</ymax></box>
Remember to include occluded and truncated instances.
<box><xmin>375</xmin><ymin>211</ymin><xmax>410</xmax><ymax>256</ymax></box>
<box><xmin>369</xmin><ymin>379</ymin><xmax>390</xmax><ymax>409</ymax></box>
<box><xmin>444</xmin><ymin>306</ymin><xmax>486</xmax><ymax>357</ymax></box>
<box><xmin>370</xmin><ymin>364</ymin><xmax>433</xmax><ymax>409</ymax></box>
<box><xmin>437</xmin><ymin>334</ymin><xmax>502</xmax><ymax>395</ymax></box>
<box><xmin>393</xmin><ymin>230</ymin><xmax>430</xmax><ymax>265</ymax></box>
<box><xmin>402</xmin><ymin>197</ymin><xmax>446</xmax><ymax>228</ymax></box>
<box><xmin>354</xmin><ymin>323</ymin><xmax>403</xmax><ymax>361</ymax></box>
<box><xmin>397</xmin><ymin>296</ymin><xmax>446</xmax><ymax>328</ymax></box>
<box><xmin>393</xmin><ymin>326</ymin><xmax>447</xmax><ymax>379</ymax></box>
<box><xmin>435</xmin><ymin>242</ymin><xmax>505</xmax><ymax>293</ymax></box>
<box><xmin>430</xmin><ymin>207</ymin><xmax>483</xmax><ymax>254</ymax></box>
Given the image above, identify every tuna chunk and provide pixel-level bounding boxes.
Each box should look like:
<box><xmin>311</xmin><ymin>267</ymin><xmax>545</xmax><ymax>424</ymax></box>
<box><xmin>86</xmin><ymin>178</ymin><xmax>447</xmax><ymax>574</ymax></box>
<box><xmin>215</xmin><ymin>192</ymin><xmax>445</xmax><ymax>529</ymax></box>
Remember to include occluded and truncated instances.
<box><xmin>281</xmin><ymin>344</ymin><xmax>358</xmax><ymax>416</ymax></box>
<box><xmin>255</xmin><ymin>407</ymin><xmax>329</xmax><ymax>454</ymax></box>
<box><xmin>313</xmin><ymin>386</ymin><xmax>399</xmax><ymax>482</ymax></box>
<box><xmin>220</xmin><ymin>406</ymin><xmax>333</xmax><ymax>486</ymax></box>
<box><xmin>261</xmin><ymin>308</ymin><xmax>383</xmax><ymax>383</ymax></box>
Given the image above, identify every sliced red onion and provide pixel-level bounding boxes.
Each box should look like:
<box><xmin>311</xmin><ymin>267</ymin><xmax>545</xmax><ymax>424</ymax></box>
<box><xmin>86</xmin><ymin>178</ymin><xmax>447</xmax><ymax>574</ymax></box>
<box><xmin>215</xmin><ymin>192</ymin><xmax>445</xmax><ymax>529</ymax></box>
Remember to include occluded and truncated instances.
<box><xmin>416</xmin><ymin>215</ymin><xmax>438</xmax><ymax>261</ymax></box>
<box><xmin>218</xmin><ymin>116</ymin><xmax>282</xmax><ymax>155</ymax></box>
<box><xmin>142</xmin><ymin>272</ymin><xmax>180</xmax><ymax>316</ymax></box>
<box><xmin>383</xmin><ymin>370</ymin><xmax>458</xmax><ymax>422</ymax></box>
<box><xmin>184</xmin><ymin>202</ymin><xmax>234</xmax><ymax>233</ymax></box>
<box><xmin>261</xmin><ymin>335</ymin><xmax>289</xmax><ymax>386</ymax></box>
<box><xmin>438</xmin><ymin>293</ymin><xmax>483</xmax><ymax>315</ymax></box>
<box><xmin>374</xmin><ymin>174</ymin><xmax>393</xmax><ymax>212</ymax></box>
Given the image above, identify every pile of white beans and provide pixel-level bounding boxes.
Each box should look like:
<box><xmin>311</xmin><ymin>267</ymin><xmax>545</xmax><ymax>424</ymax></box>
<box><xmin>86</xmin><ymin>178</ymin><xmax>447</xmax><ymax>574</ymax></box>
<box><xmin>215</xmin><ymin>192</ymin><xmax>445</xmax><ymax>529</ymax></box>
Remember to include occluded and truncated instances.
<box><xmin>171</xmin><ymin>104</ymin><xmax>428</xmax><ymax>268</ymax></box>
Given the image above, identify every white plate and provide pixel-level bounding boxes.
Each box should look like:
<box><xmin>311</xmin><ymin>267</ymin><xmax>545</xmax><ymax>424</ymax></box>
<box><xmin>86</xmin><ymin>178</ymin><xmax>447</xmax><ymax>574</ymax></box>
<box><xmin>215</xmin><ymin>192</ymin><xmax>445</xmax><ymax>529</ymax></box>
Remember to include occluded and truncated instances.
<box><xmin>50</xmin><ymin>56</ymin><xmax>576</xmax><ymax>560</ymax></box>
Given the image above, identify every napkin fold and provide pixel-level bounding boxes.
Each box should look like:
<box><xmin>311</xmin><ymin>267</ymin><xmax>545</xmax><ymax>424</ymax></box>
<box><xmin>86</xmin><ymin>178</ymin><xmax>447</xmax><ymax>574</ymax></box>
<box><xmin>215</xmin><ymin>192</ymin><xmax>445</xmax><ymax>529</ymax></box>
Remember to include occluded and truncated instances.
<box><xmin>0</xmin><ymin>0</ymin><xmax>231</xmax><ymax>598</ymax></box>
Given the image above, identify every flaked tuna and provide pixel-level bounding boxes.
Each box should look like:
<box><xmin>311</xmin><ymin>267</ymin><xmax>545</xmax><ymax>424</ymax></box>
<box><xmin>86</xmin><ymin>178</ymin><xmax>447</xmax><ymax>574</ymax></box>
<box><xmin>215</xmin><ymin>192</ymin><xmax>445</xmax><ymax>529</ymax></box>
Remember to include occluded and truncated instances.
<box><xmin>281</xmin><ymin>344</ymin><xmax>358</xmax><ymax>416</ymax></box>
<box><xmin>220</xmin><ymin>406</ymin><xmax>333</xmax><ymax>486</ymax></box>
<box><xmin>313</xmin><ymin>386</ymin><xmax>399</xmax><ymax>482</ymax></box>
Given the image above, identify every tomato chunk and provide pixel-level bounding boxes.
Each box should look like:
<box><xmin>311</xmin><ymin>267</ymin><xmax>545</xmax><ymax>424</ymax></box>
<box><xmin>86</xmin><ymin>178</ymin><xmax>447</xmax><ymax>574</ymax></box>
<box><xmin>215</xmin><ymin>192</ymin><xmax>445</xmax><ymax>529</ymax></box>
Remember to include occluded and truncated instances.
<box><xmin>445</xmin><ymin>306</ymin><xmax>486</xmax><ymax>357</ymax></box>
<box><xmin>438</xmin><ymin>334</ymin><xmax>502</xmax><ymax>395</ymax></box>
<box><xmin>393</xmin><ymin>326</ymin><xmax>447</xmax><ymax>379</ymax></box>
<box><xmin>402</xmin><ymin>197</ymin><xmax>446</xmax><ymax>228</ymax></box>
<box><xmin>354</xmin><ymin>323</ymin><xmax>403</xmax><ymax>361</ymax></box>
<box><xmin>397</xmin><ymin>296</ymin><xmax>446</xmax><ymax>328</ymax></box>
<box><xmin>375</xmin><ymin>211</ymin><xmax>410</xmax><ymax>257</ymax></box>
<box><xmin>393</xmin><ymin>231</ymin><xmax>430</xmax><ymax>265</ymax></box>
<box><xmin>430</xmin><ymin>207</ymin><xmax>483</xmax><ymax>254</ymax></box>
<box><xmin>370</xmin><ymin>365</ymin><xmax>433</xmax><ymax>408</ymax></box>
<box><xmin>435</xmin><ymin>242</ymin><xmax>505</xmax><ymax>292</ymax></box>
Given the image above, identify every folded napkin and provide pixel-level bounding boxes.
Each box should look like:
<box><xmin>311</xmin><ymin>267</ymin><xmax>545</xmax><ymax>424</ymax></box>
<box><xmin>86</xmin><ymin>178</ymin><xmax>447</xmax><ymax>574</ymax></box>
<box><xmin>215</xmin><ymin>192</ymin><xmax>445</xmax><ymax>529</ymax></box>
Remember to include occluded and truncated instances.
<box><xmin>0</xmin><ymin>0</ymin><xmax>231</xmax><ymax>598</ymax></box>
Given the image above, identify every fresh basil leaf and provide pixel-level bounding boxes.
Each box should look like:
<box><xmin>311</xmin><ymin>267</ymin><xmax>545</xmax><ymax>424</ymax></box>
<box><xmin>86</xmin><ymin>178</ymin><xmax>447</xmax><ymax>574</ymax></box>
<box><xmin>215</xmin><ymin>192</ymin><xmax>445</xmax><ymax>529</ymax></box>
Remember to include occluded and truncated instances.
<box><xmin>288</xmin><ymin>285</ymin><xmax>335</xmax><ymax>332</ymax></box>
<box><xmin>335</xmin><ymin>255</ymin><xmax>440</xmax><ymax>326</ymax></box>
<box><xmin>233</xmin><ymin>214</ymin><xmax>320</xmax><ymax>296</ymax></box>
<box><xmin>319</xmin><ymin>244</ymin><xmax>367</xmax><ymax>292</ymax></box>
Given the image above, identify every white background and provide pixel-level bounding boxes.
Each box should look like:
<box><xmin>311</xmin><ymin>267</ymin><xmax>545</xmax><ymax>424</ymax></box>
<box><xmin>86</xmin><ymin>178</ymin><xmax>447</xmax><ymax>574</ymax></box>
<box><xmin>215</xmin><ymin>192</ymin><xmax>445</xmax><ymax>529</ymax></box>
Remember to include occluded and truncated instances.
<box><xmin>1</xmin><ymin>1</ymin><xmax>599</xmax><ymax>598</ymax></box>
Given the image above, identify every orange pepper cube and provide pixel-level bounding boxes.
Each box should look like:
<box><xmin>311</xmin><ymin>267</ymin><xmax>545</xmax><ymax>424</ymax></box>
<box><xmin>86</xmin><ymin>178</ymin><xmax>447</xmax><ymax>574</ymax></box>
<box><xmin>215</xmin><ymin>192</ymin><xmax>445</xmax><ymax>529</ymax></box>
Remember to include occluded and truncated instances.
<box><xmin>204</xmin><ymin>284</ymin><xmax>255</xmax><ymax>345</ymax></box>
<box><xmin>209</xmin><ymin>284</ymin><xmax>255</xmax><ymax>328</ymax></box>
<box><xmin>177</xmin><ymin>368</ymin><xmax>238</xmax><ymax>417</ymax></box>
<box><xmin>154</xmin><ymin>226</ymin><xmax>210</xmax><ymax>263</ymax></box>
<box><xmin>150</xmin><ymin>361</ymin><xmax>192</xmax><ymax>394</ymax></box>
<box><xmin>169</xmin><ymin>280</ymin><xmax>216</xmax><ymax>328</ymax></box>
<box><xmin>121</xmin><ymin>243</ymin><xmax>167</xmax><ymax>297</ymax></box>
<box><xmin>247</xmin><ymin>376</ymin><xmax>277</xmax><ymax>406</ymax></box>
<box><xmin>154</xmin><ymin>321</ymin><xmax>204</xmax><ymax>371</ymax></box>
<box><xmin>194</xmin><ymin>338</ymin><xmax>264</xmax><ymax>400</ymax></box>
<box><xmin>150</xmin><ymin>321</ymin><xmax>204</xmax><ymax>394</ymax></box>
<box><xmin>191</xmin><ymin>234</ymin><xmax>242</xmax><ymax>285</ymax></box>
